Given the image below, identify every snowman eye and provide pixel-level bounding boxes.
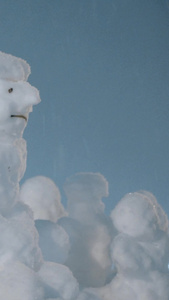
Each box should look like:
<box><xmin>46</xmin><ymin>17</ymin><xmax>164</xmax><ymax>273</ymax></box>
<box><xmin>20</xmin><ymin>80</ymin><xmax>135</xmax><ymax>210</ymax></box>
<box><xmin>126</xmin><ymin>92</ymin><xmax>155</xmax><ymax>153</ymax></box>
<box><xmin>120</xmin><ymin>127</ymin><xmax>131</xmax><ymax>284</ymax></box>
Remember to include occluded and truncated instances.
<box><xmin>8</xmin><ymin>88</ymin><xmax>13</xmax><ymax>93</ymax></box>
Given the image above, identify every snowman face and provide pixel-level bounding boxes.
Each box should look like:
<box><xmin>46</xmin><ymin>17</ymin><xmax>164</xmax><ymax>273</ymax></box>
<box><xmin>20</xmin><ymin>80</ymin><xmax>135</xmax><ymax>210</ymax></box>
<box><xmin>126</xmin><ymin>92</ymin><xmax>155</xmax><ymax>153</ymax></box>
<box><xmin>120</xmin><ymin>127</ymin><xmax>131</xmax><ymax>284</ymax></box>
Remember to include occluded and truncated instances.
<box><xmin>0</xmin><ymin>79</ymin><xmax>40</xmax><ymax>136</ymax></box>
<box><xmin>20</xmin><ymin>176</ymin><xmax>66</xmax><ymax>222</ymax></box>
<box><xmin>111</xmin><ymin>193</ymin><xmax>157</xmax><ymax>239</ymax></box>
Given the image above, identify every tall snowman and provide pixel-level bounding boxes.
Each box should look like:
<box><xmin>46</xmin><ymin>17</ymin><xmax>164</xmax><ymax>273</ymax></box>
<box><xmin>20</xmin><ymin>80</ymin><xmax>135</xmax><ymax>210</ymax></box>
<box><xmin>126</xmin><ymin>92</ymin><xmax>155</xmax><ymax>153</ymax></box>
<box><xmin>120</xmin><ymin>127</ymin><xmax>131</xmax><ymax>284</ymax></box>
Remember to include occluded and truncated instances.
<box><xmin>0</xmin><ymin>51</ymin><xmax>79</xmax><ymax>300</ymax></box>
<box><xmin>0</xmin><ymin>51</ymin><xmax>44</xmax><ymax>300</ymax></box>
<box><xmin>0</xmin><ymin>51</ymin><xmax>40</xmax><ymax>215</ymax></box>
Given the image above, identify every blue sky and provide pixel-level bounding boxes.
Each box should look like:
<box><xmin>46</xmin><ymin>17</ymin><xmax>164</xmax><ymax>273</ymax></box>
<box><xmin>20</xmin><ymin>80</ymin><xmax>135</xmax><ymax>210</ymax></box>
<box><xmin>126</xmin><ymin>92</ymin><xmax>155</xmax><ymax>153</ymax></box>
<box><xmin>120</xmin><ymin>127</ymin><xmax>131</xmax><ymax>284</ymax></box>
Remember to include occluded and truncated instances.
<box><xmin>1</xmin><ymin>0</ymin><xmax>169</xmax><ymax>214</ymax></box>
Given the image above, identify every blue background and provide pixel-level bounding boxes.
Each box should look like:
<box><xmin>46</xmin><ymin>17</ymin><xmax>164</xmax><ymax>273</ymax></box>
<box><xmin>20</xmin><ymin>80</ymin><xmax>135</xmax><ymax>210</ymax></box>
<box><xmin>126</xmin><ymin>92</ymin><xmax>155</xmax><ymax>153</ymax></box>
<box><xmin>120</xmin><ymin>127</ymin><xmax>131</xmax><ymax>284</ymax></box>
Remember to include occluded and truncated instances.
<box><xmin>1</xmin><ymin>0</ymin><xmax>169</xmax><ymax>214</ymax></box>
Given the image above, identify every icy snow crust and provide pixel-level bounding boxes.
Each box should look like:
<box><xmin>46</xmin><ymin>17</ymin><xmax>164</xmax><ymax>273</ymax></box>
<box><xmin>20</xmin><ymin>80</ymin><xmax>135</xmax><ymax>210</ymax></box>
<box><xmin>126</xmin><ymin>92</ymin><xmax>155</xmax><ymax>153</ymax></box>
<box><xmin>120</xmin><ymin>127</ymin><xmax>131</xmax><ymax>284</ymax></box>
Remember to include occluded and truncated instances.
<box><xmin>0</xmin><ymin>51</ymin><xmax>169</xmax><ymax>299</ymax></box>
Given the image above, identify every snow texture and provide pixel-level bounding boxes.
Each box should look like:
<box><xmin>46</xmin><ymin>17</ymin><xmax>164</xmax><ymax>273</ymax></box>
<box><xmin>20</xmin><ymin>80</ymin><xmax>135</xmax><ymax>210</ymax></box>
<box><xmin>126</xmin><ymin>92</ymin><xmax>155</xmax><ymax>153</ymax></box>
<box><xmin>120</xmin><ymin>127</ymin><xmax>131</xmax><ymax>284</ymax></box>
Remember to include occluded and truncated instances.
<box><xmin>0</xmin><ymin>51</ymin><xmax>169</xmax><ymax>300</ymax></box>
<box><xmin>59</xmin><ymin>173</ymin><xmax>113</xmax><ymax>288</ymax></box>
<box><xmin>20</xmin><ymin>176</ymin><xmax>67</xmax><ymax>222</ymax></box>
<box><xmin>0</xmin><ymin>51</ymin><xmax>30</xmax><ymax>81</ymax></box>
<box><xmin>79</xmin><ymin>191</ymin><xmax>169</xmax><ymax>299</ymax></box>
<box><xmin>38</xmin><ymin>261</ymin><xmax>79</xmax><ymax>300</ymax></box>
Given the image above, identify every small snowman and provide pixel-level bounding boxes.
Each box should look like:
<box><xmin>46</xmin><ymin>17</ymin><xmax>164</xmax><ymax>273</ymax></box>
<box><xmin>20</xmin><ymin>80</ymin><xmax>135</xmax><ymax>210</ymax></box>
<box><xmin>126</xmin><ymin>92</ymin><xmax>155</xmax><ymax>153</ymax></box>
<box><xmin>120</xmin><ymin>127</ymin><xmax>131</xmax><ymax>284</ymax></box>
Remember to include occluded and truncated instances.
<box><xmin>79</xmin><ymin>191</ymin><xmax>169</xmax><ymax>300</ymax></box>
<box><xmin>108</xmin><ymin>191</ymin><xmax>169</xmax><ymax>299</ymax></box>
<box><xmin>20</xmin><ymin>175</ymin><xmax>70</xmax><ymax>264</ymax></box>
<box><xmin>59</xmin><ymin>172</ymin><xmax>113</xmax><ymax>288</ymax></box>
<box><xmin>111</xmin><ymin>191</ymin><xmax>169</xmax><ymax>275</ymax></box>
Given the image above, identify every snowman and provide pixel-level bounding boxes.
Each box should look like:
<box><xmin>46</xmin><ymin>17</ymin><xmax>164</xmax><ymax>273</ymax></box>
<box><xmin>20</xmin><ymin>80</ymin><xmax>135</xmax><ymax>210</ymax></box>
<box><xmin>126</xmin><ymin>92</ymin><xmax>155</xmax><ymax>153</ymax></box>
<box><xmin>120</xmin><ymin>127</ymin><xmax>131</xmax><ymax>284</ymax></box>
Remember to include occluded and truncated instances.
<box><xmin>58</xmin><ymin>172</ymin><xmax>114</xmax><ymax>289</ymax></box>
<box><xmin>111</xmin><ymin>191</ymin><xmax>169</xmax><ymax>275</ymax></box>
<box><xmin>0</xmin><ymin>51</ymin><xmax>45</xmax><ymax>299</ymax></box>
<box><xmin>107</xmin><ymin>191</ymin><xmax>169</xmax><ymax>299</ymax></box>
<box><xmin>20</xmin><ymin>175</ymin><xmax>70</xmax><ymax>264</ymax></box>
<box><xmin>0</xmin><ymin>51</ymin><xmax>79</xmax><ymax>300</ymax></box>
<box><xmin>0</xmin><ymin>51</ymin><xmax>40</xmax><ymax>215</ymax></box>
<box><xmin>77</xmin><ymin>191</ymin><xmax>169</xmax><ymax>300</ymax></box>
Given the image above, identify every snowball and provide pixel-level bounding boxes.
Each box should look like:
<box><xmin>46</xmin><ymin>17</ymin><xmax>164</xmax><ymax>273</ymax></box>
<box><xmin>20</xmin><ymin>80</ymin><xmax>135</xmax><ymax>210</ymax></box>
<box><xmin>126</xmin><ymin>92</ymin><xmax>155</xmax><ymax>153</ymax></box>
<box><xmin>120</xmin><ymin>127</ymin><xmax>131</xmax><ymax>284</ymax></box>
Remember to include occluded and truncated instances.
<box><xmin>38</xmin><ymin>261</ymin><xmax>79</xmax><ymax>300</ymax></box>
<box><xmin>111</xmin><ymin>191</ymin><xmax>165</xmax><ymax>239</ymax></box>
<box><xmin>20</xmin><ymin>176</ymin><xmax>67</xmax><ymax>222</ymax></box>
<box><xmin>0</xmin><ymin>204</ymin><xmax>43</xmax><ymax>271</ymax></box>
<box><xmin>0</xmin><ymin>51</ymin><xmax>30</xmax><ymax>81</ymax></box>
<box><xmin>111</xmin><ymin>234</ymin><xmax>152</xmax><ymax>275</ymax></box>
<box><xmin>0</xmin><ymin>261</ymin><xmax>44</xmax><ymax>300</ymax></box>
<box><xmin>35</xmin><ymin>220</ymin><xmax>70</xmax><ymax>264</ymax></box>
<box><xmin>139</xmin><ymin>233</ymin><xmax>169</xmax><ymax>272</ymax></box>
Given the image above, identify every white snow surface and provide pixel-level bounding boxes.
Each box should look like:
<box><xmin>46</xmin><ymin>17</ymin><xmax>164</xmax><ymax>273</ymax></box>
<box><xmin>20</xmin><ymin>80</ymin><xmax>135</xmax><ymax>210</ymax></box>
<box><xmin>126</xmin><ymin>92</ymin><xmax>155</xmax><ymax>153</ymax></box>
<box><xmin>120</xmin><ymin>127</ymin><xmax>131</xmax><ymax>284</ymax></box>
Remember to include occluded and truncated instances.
<box><xmin>38</xmin><ymin>261</ymin><xmax>79</xmax><ymax>300</ymax></box>
<box><xmin>0</xmin><ymin>51</ymin><xmax>30</xmax><ymax>81</ymax></box>
<box><xmin>79</xmin><ymin>191</ymin><xmax>169</xmax><ymax>299</ymax></box>
<box><xmin>0</xmin><ymin>51</ymin><xmax>169</xmax><ymax>300</ymax></box>
<box><xmin>20</xmin><ymin>176</ymin><xmax>67</xmax><ymax>222</ymax></box>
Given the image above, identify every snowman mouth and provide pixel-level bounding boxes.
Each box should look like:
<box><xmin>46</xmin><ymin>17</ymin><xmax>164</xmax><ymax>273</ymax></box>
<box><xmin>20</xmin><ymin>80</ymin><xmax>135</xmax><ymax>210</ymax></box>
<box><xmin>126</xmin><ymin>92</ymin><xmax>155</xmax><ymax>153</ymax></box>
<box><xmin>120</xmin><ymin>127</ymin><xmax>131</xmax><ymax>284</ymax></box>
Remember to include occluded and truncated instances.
<box><xmin>11</xmin><ymin>114</ymin><xmax>27</xmax><ymax>122</ymax></box>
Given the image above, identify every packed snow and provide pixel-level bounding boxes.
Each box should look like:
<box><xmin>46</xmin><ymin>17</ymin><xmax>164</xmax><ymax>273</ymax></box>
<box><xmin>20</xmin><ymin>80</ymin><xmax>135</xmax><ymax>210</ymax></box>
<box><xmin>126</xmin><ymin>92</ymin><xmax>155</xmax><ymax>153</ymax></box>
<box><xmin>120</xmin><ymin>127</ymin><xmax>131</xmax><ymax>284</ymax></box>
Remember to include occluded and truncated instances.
<box><xmin>0</xmin><ymin>51</ymin><xmax>169</xmax><ymax>299</ymax></box>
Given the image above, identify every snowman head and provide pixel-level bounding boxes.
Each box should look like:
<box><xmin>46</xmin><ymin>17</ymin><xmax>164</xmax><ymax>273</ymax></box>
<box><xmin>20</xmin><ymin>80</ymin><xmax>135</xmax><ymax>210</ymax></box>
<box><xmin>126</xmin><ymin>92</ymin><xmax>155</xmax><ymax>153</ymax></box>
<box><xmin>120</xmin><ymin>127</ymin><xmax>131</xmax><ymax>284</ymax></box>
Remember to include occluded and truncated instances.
<box><xmin>0</xmin><ymin>52</ymin><xmax>40</xmax><ymax>137</ymax></box>
<box><xmin>20</xmin><ymin>176</ymin><xmax>67</xmax><ymax>222</ymax></box>
<box><xmin>111</xmin><ymin>191</ymin><xmax>168</xmax><ymax>239</ymax></box>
